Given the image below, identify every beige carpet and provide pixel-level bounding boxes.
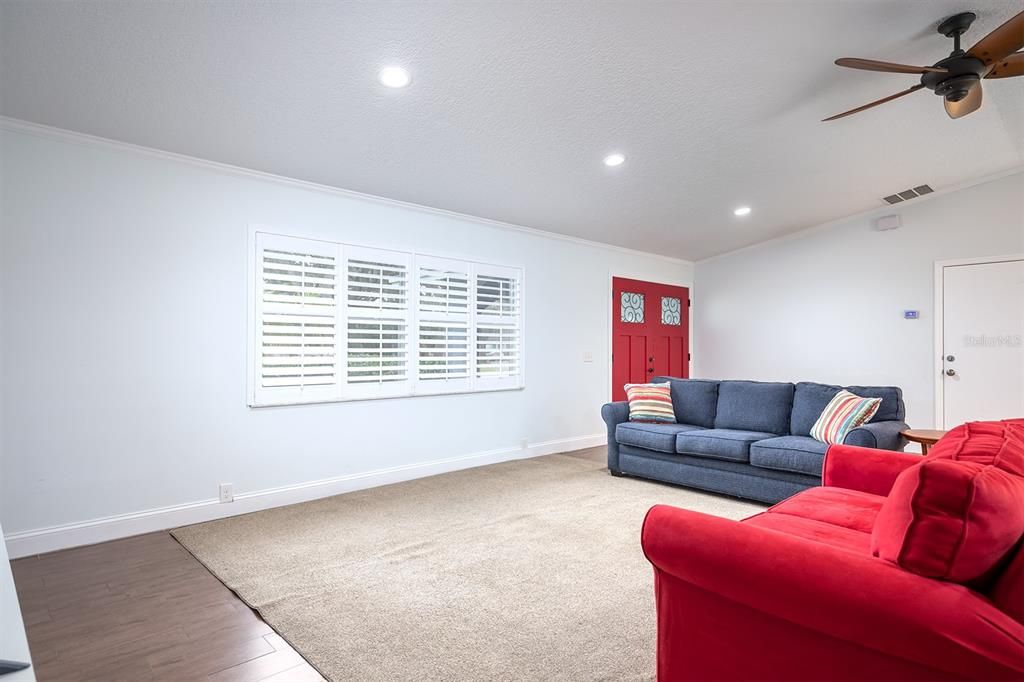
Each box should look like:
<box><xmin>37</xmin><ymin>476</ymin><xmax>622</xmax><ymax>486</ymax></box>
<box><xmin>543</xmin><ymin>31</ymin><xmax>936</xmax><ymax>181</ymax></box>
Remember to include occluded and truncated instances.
<box><xmin>172</xmin><ymin>453</ymin><xmax>762</xmax><ymax>681</ymax></box>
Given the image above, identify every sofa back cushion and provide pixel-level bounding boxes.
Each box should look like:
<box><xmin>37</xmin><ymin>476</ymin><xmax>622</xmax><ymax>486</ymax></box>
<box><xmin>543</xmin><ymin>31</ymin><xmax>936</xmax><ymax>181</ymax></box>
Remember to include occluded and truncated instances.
<box><xmin>714</xmin><ymin>381</ymin><xmax>794</xmax><ymax>435</ymax></box>
<box><xmin>791</xmin><ymin>382</ymin><xmax>904</xmax><ymax>436</ymax></box>
<box><xmin>653</xmin><ymin>377</ymin><xmax>719</xmax><ymax>428</ymax></box>
<box><xmin>927</xmin><ymin>420</ymin><xmax>1024</xmax><ymax>467</ymax></box>
<box><xmin>845</xmin><ymin>385</ymin><xmax>904</xmax><ymax>423</ymax></box>
<box><xmin>989</xmin><ymin>541</ymin><xmax>1024</xmax><ymax>623</ymax></box>
<box><xmin>870</xmin><ymin>422</ymin><xmax>1024</xmax><ymax>584</ymax></box>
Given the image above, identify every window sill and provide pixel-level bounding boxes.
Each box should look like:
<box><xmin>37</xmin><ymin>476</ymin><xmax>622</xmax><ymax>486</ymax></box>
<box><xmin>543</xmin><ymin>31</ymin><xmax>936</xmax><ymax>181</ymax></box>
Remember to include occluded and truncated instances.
<box><xmin>248</xmin><ymin>384</ymin><xmax>525</xmax><ymax>408</ymax></box>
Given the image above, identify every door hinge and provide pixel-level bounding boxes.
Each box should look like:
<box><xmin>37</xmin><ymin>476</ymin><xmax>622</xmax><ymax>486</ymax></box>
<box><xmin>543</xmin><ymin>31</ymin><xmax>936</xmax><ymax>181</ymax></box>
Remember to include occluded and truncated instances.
<box><xmin>688</xmin><ymin>298</ymin><xmax>692</xmax><ymax>307</ymax></box>
<box><xmin>688</xmin><ymin>352</ymin><xmax>691</xmax><ymax>361</ymax></box>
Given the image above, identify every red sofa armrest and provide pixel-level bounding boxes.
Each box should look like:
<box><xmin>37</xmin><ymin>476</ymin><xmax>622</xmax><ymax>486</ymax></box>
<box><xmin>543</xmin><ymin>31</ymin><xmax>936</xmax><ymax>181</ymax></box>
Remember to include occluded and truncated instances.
<box><xmin>822</xmin><ymin>443</ymin><xmax>921</xmax><ymax>496</ymax></box>
<box><xmin>642</xmin><ymin>505</ymin><xmax>1024</xmax><ymax>681</ymax></box>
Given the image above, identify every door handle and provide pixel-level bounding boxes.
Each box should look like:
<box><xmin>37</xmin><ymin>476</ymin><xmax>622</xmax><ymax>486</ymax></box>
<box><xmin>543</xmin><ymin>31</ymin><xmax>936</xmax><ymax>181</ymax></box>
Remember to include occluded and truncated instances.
<box><xmin>945</xmin><ymin>369</ymin><xmax>956</xmax><ymax>376</ymax></box>
<box><xmin>647</xmin><ymin>368</ymin><xmax>654</xmax><ymax>373</ymax></box>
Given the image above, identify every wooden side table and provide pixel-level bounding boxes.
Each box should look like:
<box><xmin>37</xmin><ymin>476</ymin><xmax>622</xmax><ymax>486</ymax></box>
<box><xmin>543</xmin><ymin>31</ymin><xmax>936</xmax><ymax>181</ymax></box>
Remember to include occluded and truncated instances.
<box><xmin>900</xmin><ymin>429</ymin><xmax>947</xmax><ymax>455</ymax></box>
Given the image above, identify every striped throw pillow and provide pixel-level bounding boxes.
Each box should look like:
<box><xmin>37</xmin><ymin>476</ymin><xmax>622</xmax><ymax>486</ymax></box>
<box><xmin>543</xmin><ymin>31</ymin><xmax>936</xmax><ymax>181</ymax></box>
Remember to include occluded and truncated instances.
<box><xmin>810</xmin><ymin>389</ymin><xmax>883</xmax><ymax>444</ymax></box>
<box><xmin>624</xmin><ymin>383</ymin><xmax>676</xmax><ymax>423</ymax></box>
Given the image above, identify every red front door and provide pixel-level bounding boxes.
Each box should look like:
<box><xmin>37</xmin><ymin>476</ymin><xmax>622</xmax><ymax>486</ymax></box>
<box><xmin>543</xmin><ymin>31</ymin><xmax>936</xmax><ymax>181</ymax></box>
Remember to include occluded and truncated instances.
<box><xmin>611</xmin><ymin>277</ymin><xmax>689</xmax><ymax>401</ymax></box>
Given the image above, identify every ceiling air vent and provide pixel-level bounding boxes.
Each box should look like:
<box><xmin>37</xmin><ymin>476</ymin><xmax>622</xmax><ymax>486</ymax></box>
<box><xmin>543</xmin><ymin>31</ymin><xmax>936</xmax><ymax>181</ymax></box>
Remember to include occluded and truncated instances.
<box><xmin>882</xmin><ymin>184</ymin><xmax>934</xmax><ymax>204</ymax></box>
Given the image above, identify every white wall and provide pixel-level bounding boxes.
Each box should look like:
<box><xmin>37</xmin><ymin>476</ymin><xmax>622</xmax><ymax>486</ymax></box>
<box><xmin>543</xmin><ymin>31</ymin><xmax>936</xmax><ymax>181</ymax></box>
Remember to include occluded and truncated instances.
<box><xmin>0</xmin><ymin>124</ymin><xmax>692</xmax><ymax>553</ymax></box>
<box><xmin>694</xmin><ymin>171</ymin><xmax>1024</xmax><ymax>431</ymax></box>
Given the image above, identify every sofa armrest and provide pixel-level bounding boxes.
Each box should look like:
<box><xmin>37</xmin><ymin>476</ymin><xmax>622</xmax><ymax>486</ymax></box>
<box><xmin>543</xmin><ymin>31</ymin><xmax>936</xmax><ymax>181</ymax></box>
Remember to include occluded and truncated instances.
<box><xmin>823</xmin><ymin>443</ymin><xmax>921</xmax><ymax>496</ymax></box>
<box><xmin>642</xmin><ymin>505</ymin><xmax>1024</xmax><ymax>681</ymax></box>
<box><xmin>843</xmin><ymin>420</ymin><xmax>909</xmax><ymax>450</ymax></box>
<box><xmin>600</xmin><ymin>401</ymin><xmax>630</xmax><ymax>473</ymax></box>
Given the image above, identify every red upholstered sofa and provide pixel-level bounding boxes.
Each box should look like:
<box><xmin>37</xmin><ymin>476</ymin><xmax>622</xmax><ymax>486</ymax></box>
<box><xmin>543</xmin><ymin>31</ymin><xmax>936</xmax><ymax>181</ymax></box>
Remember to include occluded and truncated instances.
<box><xmin>641</xmin><ymin>420</ymin><xmax>1024</xmax><ymax>682</ymax></box>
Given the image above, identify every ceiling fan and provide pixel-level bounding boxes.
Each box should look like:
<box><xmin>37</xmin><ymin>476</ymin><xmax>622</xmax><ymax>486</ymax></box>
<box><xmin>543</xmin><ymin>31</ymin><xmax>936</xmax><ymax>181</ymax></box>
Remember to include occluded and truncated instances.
<box><xmin>824</xmin><ymin>10</ymin><xmax>1024</xmax><ymax>121</ymax></box>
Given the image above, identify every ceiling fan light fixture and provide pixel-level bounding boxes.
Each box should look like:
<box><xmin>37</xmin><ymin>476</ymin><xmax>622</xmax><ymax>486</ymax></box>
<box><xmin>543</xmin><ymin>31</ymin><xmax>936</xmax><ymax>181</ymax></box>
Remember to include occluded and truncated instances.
<box><xmin>824</xmin><ymin>8</ymin><xmax>1023</xmax><ymax>122</ymax></box>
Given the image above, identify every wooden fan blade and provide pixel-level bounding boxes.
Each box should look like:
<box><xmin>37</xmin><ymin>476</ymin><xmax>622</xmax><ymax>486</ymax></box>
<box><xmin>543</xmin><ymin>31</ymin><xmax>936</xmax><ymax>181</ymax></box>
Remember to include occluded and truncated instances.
<box><xmin>944</xmin><ymin>85</ymin><xmax>983</xmax><ymax>119</ymax></box>
<box><xmin>986</xmin><ymin>51</ymin><xmax>1024</xmax><ymax>78</ymax></box>
<box><xmin>822</xmin><ymin>84</ymin><xmax>924</xmax><ymax>122</ymax></box>
<box><xmin>968</xmin><ymin>10</ymin><xmax>1024</xmax><ymax>68</ymax></box>
<box><xmin>835</xmin><ymin>58</ymin><xmax>947</xmax><ymax>74</ymax></box>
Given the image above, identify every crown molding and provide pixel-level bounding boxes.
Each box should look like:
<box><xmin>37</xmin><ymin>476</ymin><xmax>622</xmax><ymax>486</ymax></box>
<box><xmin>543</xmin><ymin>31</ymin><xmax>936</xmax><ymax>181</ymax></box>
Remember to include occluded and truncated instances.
<box><xmin>697</xmin><ymin>165</ymin><xmax>1024</xmax><ymax>265</ymax></box>
<box><xmin>0</xmin><ymin>116</ymin><xmax>693</xmax><ymax>267</ymax></box>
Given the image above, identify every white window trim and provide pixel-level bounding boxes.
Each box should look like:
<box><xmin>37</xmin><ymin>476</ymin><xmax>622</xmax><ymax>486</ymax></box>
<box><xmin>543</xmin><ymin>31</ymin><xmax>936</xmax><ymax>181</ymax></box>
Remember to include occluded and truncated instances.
<box><xmin>247</xmin><ymin>227</ymin><xmax>525</xmax><ymax>407</ymax></box>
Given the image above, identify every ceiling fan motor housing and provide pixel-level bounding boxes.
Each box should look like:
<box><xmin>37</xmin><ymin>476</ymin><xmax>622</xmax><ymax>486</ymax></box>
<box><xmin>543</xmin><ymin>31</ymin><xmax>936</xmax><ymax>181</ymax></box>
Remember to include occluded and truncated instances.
<box><xmin>920</xmin><ymin>55</ymin><xmax>986</xmax><ymax>101</ymax></box>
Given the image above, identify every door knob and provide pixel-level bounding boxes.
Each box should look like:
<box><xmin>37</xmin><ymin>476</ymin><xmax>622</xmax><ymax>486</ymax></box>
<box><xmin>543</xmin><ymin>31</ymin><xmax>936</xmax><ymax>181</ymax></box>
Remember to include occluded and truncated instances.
<box><xmin>648</xmin><ymin>356</ymin><xmax>654</xmax><ymax>362</ymax></box>
<box><xmin>946</xmin><ymin>355</ymin><xmax>955</xmax><ymax>362</ymax></box>
<box><xmin>647</xmin><ymin>368</ymin><xmax>654</xmax><ymax>373</ymax></box>
<box><xmin>946</xmin><ymin>368</ymin><xmax>956</xmax><ymax>376</ymax></box>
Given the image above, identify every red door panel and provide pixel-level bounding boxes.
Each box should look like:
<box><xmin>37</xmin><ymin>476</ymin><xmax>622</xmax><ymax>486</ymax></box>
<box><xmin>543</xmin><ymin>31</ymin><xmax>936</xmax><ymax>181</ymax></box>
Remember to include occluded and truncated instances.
<box><xmin>612</xmin><ymin>277</ymin><xmax>689</xmax><ymax>401</ymax></box>
<box><xmin>629</xmin><ymin>335</ymin><xmax>649</xmax><ymax>386</ymax></box>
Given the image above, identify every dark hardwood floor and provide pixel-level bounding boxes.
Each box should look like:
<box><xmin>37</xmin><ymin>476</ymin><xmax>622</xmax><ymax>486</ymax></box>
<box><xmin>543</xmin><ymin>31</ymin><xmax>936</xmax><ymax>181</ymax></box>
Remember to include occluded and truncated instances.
<box><xmin>12</xmin><ymin>532</ymin><xmax>324</xmax><ymax>681</ymax></box>
<box><xmin>11</xmin><ymin>447</ymin><xmax>607</xmax><ymax>681</ymax></box>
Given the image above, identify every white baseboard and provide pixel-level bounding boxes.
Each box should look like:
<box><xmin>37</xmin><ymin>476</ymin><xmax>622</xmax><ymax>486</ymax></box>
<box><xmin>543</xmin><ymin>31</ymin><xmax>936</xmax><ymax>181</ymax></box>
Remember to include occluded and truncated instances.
<box><xmin>3</xmin><ymin>434</ymin><xmax>604</xmax><ymax>559</ymax></box>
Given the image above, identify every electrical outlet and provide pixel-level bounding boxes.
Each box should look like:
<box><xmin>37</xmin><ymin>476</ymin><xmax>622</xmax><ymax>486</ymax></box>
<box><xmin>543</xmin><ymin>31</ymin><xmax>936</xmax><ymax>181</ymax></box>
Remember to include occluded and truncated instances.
<box><xmin>219</xmin><ymin>483</ymin><xmax>234</xmax><ymax>503</ymax></box>
<box><xmin>520</xmin><ymin>438</ymin><xmax>529</xmax><ymax>451</ymax></box>
<box><xmin>583</xmin><ymin>351</ymin><xmax>594</xmax><ymax>363</ymax></box>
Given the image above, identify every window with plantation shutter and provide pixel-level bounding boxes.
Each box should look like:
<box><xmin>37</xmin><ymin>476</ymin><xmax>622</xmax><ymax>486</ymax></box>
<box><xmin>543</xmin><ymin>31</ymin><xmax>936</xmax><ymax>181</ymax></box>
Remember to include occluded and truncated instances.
<box><xmin>416</xmin><ymin>257</ymin><xmax>470</xmax><ymax>393</ymax></box>
<box><xmin>343</xmin><ymin>246</ymin><xmax>412</xmax><ymax>398</ymax></box>
<box><xmin>253</xmin><ymin>233</ymin><xmax>340</xmax><ymax>405</ymax></box>
<box><xmin>249</xmin><ymin>230</ymin><xmax>524</xmax><ymax>406</ymax></box>
<box><xmin>475</xmin><ymin>265</ymin><xmax>523</xmax><ymax>389</ymax></box>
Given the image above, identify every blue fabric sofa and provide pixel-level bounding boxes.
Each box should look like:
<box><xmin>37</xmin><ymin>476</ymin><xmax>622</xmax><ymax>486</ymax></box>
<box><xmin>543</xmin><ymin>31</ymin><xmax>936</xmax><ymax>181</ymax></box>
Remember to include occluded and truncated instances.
<box><xmin>601</xmin><ymin>377</ymin><xmax>908</xmax><ymax>504</ymax></box>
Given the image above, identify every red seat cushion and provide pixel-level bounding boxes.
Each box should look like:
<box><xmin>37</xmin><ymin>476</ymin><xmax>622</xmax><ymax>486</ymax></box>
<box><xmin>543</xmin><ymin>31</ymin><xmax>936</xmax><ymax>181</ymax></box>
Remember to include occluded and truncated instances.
<box><xmin>767</xmin><ymin>486</ymin><xmax>884</xmax><ymax>534</ymax></box>
<box><xmin>743</xmin><ymin>487</ymin><xmax>885</xmax><ymax>555</ymax></box>
<box><xmin>871</xmin><ymin>422</ymin><xmax>1024</xmax><ymax>583</ymax></box>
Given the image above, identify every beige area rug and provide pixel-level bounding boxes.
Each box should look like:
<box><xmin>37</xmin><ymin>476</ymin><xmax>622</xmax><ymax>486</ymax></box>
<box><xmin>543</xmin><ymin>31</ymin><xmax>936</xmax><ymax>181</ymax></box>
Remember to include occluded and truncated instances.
<box><xmin>172</xmin><ymin>453</ymin><xmax>762</xmax><ymax>681</ymax></box>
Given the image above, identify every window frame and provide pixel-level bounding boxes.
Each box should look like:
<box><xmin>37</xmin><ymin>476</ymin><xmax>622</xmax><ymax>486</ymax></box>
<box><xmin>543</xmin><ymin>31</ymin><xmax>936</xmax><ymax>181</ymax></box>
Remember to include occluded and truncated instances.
<box><xmin>247</xmin><ymin>228</ymin><xmax>525</xmax><ymax>407</ymax></box>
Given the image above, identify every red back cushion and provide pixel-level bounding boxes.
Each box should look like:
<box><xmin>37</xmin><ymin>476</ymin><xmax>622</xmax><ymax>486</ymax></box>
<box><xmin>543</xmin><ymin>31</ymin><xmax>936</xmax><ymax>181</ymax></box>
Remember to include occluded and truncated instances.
<box><xmin>927</xmin><ymin>420</ymin><xmax>1024</xmax><ymax>470</ymax></box>
<box><xmin>870</xmin><ymin>421</ymin><xmax>1024</xmax><ymax>583</ymax></box>
<box><xmin>990</xmin><ymin>541</ymin><xmax>1024</xmax><ymax>623</ymax></box>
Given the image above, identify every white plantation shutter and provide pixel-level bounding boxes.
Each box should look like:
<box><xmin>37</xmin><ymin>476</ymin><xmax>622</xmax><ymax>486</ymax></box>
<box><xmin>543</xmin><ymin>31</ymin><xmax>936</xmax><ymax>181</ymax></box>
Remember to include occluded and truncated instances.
<box><xmin>250</xmin><ymin>231</ymin><xmax>524</xmax><ymax>405</ymax></box>
<box><xmin>253</xmin><ymin>233</ymin><xmax>340</xmax><ymax>404</ymax></box>
<box><xmin>343</xmin><ymin>246</ymin><xmax>412</xmax><ymax>397</ymax></box>
<box><xmin>474</xmin><ymin>265</ymin><xmax>523</xmax><ymax>389</ymax></box>
<box><xmin>416</xmin><ymin>257</ymin><xmax>470</xmax><ymax>392</ymax></box>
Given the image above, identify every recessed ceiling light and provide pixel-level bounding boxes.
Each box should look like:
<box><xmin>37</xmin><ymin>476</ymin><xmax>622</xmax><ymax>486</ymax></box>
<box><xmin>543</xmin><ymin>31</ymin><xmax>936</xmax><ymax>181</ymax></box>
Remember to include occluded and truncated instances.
<box><xmin>733</xmin><ymin>206</ymin><xmax>752</xmax><ymax>216</ymax></box>
<box><xmin>378</xmin><ymin>66</ymin><xmax>411</xmax><ymax>89</ymax></box>
<box><xmin>603</xmin><ymin>153</ymin><xmax>625</xmax><ymax>167</ymax></box>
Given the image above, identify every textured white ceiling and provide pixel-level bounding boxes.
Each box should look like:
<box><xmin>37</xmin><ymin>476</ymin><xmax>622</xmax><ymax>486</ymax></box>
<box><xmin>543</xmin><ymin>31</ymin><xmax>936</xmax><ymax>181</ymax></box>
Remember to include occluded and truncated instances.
<box><xmin>1</xmin><ymin>0</ymin><xmax>1021</xmax><ymax>260</ymax></box>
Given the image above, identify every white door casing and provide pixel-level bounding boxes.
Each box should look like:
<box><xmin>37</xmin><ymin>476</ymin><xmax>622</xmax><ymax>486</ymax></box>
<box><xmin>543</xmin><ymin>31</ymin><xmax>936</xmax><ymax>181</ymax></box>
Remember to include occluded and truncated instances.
<box><xmin>936</xmin><ymin>256</ymin><xmax>1024</xmax><ymax>428</ymax></box>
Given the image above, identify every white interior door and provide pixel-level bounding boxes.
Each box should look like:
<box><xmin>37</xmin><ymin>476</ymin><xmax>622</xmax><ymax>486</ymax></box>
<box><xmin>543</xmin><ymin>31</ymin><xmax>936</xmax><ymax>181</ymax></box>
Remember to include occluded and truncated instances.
<box><xmin>941</xmin><ymin>258</ymin><xmax>1024</xmax><ymax>428</ymax></box>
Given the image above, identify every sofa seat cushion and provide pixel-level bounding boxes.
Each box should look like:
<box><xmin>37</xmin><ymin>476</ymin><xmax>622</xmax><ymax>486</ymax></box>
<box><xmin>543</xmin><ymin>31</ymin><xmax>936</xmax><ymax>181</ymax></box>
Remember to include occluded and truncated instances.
<box><xmin>742</xmin><ymin>486</ymin><xmax>885</xmax><ymax>554</ymax></box>
<box><xmin>744</xmin><ymin>512</ymin><xmax>872</xmax><ymax>555</ymax></box>
<box><xmin>616</xmin><ymin>422</ymin><xmax>705</xmax><ymax>454</ymax></box>
<box><xmin>766</xmin><ymin>486</ymin><xmax>884</xmax><ymax>534</ymax></box>
<box><xmin>749</xmin><ymin>436</ymin><xmax>828</xmax><ymax>476</ymax></box>
<box><xmin>675</xmin><ymin>429</ymin><xmax>777</xmax><ymax>463</ymax></box>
